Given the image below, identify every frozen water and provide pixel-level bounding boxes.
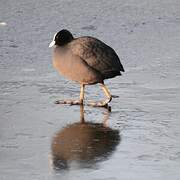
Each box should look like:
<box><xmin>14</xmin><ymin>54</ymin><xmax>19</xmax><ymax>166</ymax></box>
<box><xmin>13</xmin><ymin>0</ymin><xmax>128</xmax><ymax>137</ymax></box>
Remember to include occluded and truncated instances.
<box><xmin>0</xmin><ymin>0</ymin><xmax>180</xmax><ymax>180</ymax></box>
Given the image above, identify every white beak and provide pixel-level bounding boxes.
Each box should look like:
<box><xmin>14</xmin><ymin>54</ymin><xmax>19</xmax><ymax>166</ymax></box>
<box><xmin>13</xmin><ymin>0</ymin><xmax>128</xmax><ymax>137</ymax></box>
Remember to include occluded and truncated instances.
<box><xmin>49</xmin><ymin>40</ymin><xmax>55</xmax><ymax>48</ymax></box>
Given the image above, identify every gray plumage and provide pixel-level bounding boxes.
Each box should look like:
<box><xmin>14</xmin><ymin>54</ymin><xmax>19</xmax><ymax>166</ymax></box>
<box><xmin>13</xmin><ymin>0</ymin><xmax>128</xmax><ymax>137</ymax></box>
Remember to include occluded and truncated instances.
<box><xmin>51</xmin><ymin>30</ymin><xmax>124</xmax><ymax>85</ymax></box>
<box><xmin>49</xmin><ymin>29</ymin><xmax>125</xmax><ymax>107</ymax></box>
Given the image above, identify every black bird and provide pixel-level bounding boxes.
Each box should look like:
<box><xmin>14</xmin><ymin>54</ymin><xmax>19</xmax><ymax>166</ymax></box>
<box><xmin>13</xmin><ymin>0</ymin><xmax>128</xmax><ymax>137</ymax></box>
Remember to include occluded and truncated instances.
<box><xmin>49</xmin><ymin>29</ymin><xmax>124</xmax><ymax>107</ymax></box>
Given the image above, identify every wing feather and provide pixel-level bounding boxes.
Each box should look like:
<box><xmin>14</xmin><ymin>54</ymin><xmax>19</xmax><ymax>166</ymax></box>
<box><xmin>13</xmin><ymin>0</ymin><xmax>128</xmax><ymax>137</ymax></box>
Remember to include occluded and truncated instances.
<box><xmin>69</xmin><ymin>37</ymin><xmax>124</xmax><ymax>79</ymax></box>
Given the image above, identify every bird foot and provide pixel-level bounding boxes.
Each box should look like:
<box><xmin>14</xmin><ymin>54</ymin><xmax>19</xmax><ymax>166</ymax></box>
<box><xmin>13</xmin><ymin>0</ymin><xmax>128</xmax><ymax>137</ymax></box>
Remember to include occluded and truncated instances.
<box><xmin>87</xmin><ymin>100</ymin><xmax>108</xmax><ymax>107</ymax></box>
<box><xmin>87</xmin><ymin>101</ymin><xmax>111</xmax><ymax>111</ymax></box>
<box><xmin>55</xmin><ymin>99</ymin><xmax>111</xmax><ymax>111</ymax></box>
<box><xmin>55</xmin><ymin>99</ymin><xmax>83</xmax><ymax>105</ymax></box>
<box><xmin>112</xmin><ymin>95</ymin><xmax>119</xmax><ymax>98</ymax></box>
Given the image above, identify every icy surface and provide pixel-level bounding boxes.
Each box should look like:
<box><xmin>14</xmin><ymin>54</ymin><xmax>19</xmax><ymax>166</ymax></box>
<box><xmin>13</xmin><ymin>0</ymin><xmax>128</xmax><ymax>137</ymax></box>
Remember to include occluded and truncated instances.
<box><xmin>0</xmin><ymin>0</ymin><xmax>180</xmax><ymax>180</ymax></box>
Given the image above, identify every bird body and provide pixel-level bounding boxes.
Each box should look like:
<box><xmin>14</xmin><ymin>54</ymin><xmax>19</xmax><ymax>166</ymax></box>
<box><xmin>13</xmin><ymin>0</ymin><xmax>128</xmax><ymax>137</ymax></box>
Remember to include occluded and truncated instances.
<box><xmin>52</xmin><ymin>35</ymin><xmax>124</xmax><ymax>84</ymax></box>
<box><xmin>49</xmin><ymin>29</ymin><xmax>125</xmax><ymax>107</ymax></box>
<box><xmin>53</xmin><ymin>45</ymin><xmax>103</xmax><ymax>85</ymax></box>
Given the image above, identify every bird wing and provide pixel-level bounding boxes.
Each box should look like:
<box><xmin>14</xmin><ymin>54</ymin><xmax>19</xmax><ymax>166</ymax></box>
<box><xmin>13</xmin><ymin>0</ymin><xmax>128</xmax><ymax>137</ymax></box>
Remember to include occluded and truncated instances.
<box><xmin>69</xmin><ymin>37</ymin><xmax>124</xmax><ymax>78</ymax></box>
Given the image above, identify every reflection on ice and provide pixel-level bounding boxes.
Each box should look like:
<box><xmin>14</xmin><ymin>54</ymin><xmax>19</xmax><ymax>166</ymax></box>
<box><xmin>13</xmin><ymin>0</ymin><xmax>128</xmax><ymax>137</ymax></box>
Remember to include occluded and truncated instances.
<box><xmin>51</xmin><ymin>105</ymin><xmax>120</xmax><ymax>170</ymax></box>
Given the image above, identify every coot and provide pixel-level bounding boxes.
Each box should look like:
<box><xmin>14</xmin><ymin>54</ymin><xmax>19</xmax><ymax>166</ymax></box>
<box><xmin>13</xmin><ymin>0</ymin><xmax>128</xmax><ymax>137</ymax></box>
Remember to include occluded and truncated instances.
<box><xmin>49</xmin><ymin>29</ymin><xmax>124</xmax><ymax>107</ymax></box>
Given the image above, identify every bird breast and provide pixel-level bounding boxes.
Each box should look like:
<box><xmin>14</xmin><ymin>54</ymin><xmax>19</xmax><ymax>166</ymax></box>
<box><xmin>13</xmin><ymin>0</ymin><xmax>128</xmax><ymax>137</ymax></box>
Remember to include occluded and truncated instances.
<box><xmin>52</xmin><ymin>47</ymin><xmax>103</xmax><ymax>84</ymax></box>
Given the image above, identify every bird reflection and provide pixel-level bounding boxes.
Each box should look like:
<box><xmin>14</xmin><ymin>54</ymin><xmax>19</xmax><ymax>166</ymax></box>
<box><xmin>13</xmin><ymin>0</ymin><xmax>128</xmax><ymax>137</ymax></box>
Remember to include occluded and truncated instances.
<box><xmin>51</xmin><ymin>105</ymin><xmax>120</xmax><ymax>170</ymax></box>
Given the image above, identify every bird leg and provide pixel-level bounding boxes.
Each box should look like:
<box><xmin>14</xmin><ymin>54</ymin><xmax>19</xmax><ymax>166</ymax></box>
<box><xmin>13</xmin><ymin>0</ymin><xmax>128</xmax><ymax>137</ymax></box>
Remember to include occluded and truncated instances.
<box><xmin>55</xmin><ymin>84</ymin><xmax>85</xmax><ymax>105</ymax></box>
<box><xmin>88</xmin><ymin>83</ymin><xmax>112</xmax><ymax>107</ymax></box>
<box><xmin>79</xmin><ymin>84</ymin><xmax>85</xmax><ymax>104</ymax></box>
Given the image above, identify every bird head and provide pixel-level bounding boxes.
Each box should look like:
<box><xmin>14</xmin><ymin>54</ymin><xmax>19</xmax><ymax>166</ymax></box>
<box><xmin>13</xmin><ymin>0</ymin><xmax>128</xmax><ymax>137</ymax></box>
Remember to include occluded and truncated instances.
<box><xmin>49</xmin><ymin>29</ymin><xmax>74</xmax><ymax>47</ymax></box>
